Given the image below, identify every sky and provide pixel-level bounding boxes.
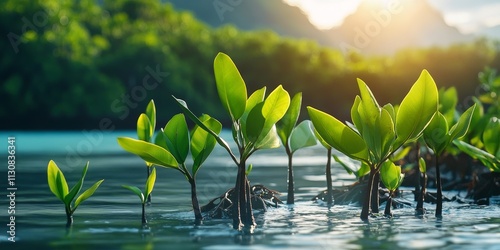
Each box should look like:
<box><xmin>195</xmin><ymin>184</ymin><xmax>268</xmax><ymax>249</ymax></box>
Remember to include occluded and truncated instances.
<box><xmin>283</xmin><ymin>0</ymin><xmax>500</xmax><ymax>34</ymax></box>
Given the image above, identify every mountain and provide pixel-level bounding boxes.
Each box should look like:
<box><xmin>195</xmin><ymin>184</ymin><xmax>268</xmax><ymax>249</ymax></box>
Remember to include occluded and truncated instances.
<box><xmin>163</xmin><ymin>0</ymin><xmax>332</xmax><ymax>45</ymax></box>
<box><xmin>325</xmin><ymin>0</ymin><xmax>473</xmax><ymax>54</ymax></box>
<box><xmin>165</xmin><ymin>0</ymin><xmax>472</xmax><ymax>54</ymax></box>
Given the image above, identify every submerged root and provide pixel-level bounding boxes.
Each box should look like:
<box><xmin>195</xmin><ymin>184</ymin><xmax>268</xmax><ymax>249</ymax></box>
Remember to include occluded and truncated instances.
<box><xmin>201</xmin><ymin>185</ymin><xmax>283</xmax><ymax>219</ymax></box>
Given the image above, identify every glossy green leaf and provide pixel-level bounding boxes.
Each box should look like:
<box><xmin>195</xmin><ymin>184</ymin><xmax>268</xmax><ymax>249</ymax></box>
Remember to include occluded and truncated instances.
<box><xmin>423</xmin><ymin>112</ymin><xmax>449</xmax><ymax>155</ymax></box>
<box><xmin>122</xmin><ymin>185</ymin><xmax>145</xmax><ymax>203</ymax></box>
<box><xmin>333</xmin><ymin>155</ymin><xmax>369</xmax><ymax>178</ymax></box>
<box><xmin>390</xmin><ymin>146</ymin><xmax>412</xmax><ymax>162</ymax></box>
<box><xmin>144</xmin><ymin>167</ymin><xmax>156</xmax><ymax>200</ymax></box>
<box><xmin>448</xmin><ymin>104</ymin><xmax>476</xmax><ymax>141</ymax></box>
<box><xmin>454</xmin><ymin>140</ymin><xmax>500</xmax><ymax>172</ymax></box>
<box><xmin>117</xmin><ymin>137</ymin><xmax>178</xmax><ymax>169</ymax></box>
<box><xmin>241</xmin><ymin>87</ymin><xmax>266</xmax><ymax>142</ymax></box>
<box><xmin>383</xmin><ymin>104</ymin><xmax>396</xmax><ymax>123</ymax></box>
<box><xmin>374</xmin><ymin>108</ymin><xmax>396</xmax><ymax>161</ymax></box>
<box><xmin>164</xmin><ymin>114</ymin><xmax>190</xmax><ymax>164</ymax></box>
<box><xmin>351</xmin><ymin>96</ymin><xmax>364</xmax><ymax>136</ymax></box>
<box><xmin>191</xmin><ymin>115</ymin><xmax>222</xmax><ymax>174</ymax></box>
<box><xmin>255</xmin><ymin>126</ymin><xmax>281</xmax><ymax>150</ymax></box>
<box><xmin>357</xmin><ymin>78</ymin><xmax>381</xmax><ymax>126</ymax></box>
<box><xmin>154</xmin><ymin>129</ymin><xmax>169</xmax><ymax>150</ymax></box>
<box><xmin>483</xmin><ymin>117</ymin><xmax>500</xmax><ymax>158</ymax></box>
<box><xmin>380</xmin><ymin>160</ymin><xmax>403</xmax><ymax>191</ymax></box>
<box><xmin>245</xmin><ymin>102</ymin><xmax>266</xmax><ymax>143</ymax></box>
<box><xmin>257</xmin><ymin>85</ymin><xmax>290</xmax><ymax>143</ymax></box>
<box><xmin>173</xmin><ymin>96</ymin><xmax>234</xmax><ymax>157</ymax></box>
<box><xmin>290</xmin><ymin>120</ymin><xmax>317</xmax><ymax>153</ymax></box>
<box><xmin>439</xmin><ymin>87</ymin><xmax>458</xmax><ymax>125</ymax></box>
<box><xmin>214</xmin><ymin>52</ymin><xmax>247</xmax><ymax>121</ymax></box>
<box><xmin>64</xmin><ymin>162</ymin><xmax>89</xmax><ymax>205</ymax></box>
<box><xmin>307</xmin><ymin>107</ymin><xmax>369</xmax><ymax>162</ymax></box>
<box><xmin>73</xmin><ymin>179</ymin><xmax>104</xmax><ymax>209</ymax></box>
<box><xmin>395</xmin><ymin>70</ymin><xmax>439</xmax><ymax>147</ymax></box>
<box><xmin>137</xmin><ymin>113</ymin><xmax>152</xmax><ymax>142</ymax></box>
<box><xmin>47</xmin><ymin>160</ymin><xmax>69</xmax><ymax>202</ymax></box>
<box><xmin>277</xmin><ymin>92</ymin><xmax>302</xmax><ymax>146</ymax></box>
<box><xmin>419</xmin><ymin>157</ymin><xmax>427</xmax><ymax>173</ymax></box>
<box><xmin>313</xmin><ymin>125</ymin><xmax>331</xmax><ymax>149</ymax></box>
<box><xmin>246</xmin><ymin>164</ymin><xmax>253</xmax><ymax>176</ymax></box>
<box><xmin>146</xmin><ymin>100</ymin><xmax>156</xmax><ymax>136</ymax></box>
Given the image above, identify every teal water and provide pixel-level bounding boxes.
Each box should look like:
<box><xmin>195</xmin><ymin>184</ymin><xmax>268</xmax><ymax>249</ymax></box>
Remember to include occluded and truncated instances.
<box><xmin>1</xmin><ymin>131</ymin><xmax>499</xmax><ymax>249</ymax></box>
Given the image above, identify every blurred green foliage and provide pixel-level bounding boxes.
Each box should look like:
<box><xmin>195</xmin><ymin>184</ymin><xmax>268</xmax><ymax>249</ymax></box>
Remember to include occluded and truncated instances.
<box><xmin>2</xmin><ymin>0</ymin><xmax>500</xmax><ymax>129</ymax></box>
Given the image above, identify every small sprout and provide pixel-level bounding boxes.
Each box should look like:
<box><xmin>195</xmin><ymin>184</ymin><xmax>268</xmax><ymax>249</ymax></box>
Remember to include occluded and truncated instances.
<box><xmin>47</xmin><ymin>160</ymin><xmax>104</xmax><ymax>227</ymax></box>
<box><xmin>123</xmin><ymin>167</ymin><xmax>157</xmax><ymax>225</ymax></box>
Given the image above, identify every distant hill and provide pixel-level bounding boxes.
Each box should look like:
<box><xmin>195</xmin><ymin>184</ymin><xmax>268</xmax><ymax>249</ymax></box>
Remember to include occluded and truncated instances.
<box><xmin>165</xmin><ymin>0</ymin><xmax>473</xmax><ymax>54</ymax></box>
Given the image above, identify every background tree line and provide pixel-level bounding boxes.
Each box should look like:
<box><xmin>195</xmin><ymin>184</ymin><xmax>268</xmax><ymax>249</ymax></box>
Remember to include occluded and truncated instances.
<box><xmin>2</xmin><ymin>0</ymin><xmax>499</xmax><ymax>129</ymax></box>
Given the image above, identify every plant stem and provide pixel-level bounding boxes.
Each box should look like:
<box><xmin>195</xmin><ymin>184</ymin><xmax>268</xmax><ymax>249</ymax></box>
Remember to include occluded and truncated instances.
<box><xmin>361</xmin><ymin>167</ymin><xmax>376</xmax><ymax>220</ymax></box>
<box><xmin>146</xmin><ymin>166</ymin><xmax>152</xmax><ymax>204</ymax></box>
<box><xmin>414</xmin><ymin>142</ymin><xmax>421</xmax><ymax>201</ymax></box>
<box><xmin>244</xmin><ymin>177</ymin><xmax>256</xmax><ymax>228</ymax></box>
<box><xmin>65</xmin><ymin>207</ymin><xmax>73</xmax><ymax>228</ymax></box>
<box><xmin>371</xmin><ymin>171</ymin><xmax>380</xmax><ymax>214</ymax></box>
<box><xmin>232</xmin><ymin>163</ymin><xmax>242</xmax><ymax>230</ymax></box>
<box><xmin>435</xmin><ymin>155</ymin><xmax>443</xmax><ymax>218</ymax></box>
<box><xmin>189</xmin><ymin>178</ymin><xmax>203</xmax><ymax>224</ymax></box>
<box><xmin>141</xmin><ymin>202</ymin><xmax>147</xmax><ymax>225</ymax></box>
<box><xmin>384</xmin><ymin>193</ymin><xmax>393</xmax><ymax>217</ymax></box>
<box><xmin>286</xmin><ymin>147</ymin><xmax>294</xmax><ymax>204</ymax></box>
<box><xmin>325</xmin><ymin>148</ymin><xmax>333</xmax><ymax>206</ymax></box>
<box><xmin>416</xmin><ymin>171</ymin><xmax>427</xmax><ymax>216</ymax></box>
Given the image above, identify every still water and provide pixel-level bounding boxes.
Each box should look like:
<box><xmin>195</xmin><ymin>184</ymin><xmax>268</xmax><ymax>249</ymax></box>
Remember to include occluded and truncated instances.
<box><xmin>1</xmin><ymin>131</ymin><xmax>499</xmax><ymax>249</ymax></box>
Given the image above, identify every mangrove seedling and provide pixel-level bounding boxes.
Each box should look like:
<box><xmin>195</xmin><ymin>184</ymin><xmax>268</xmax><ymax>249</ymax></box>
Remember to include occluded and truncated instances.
<box><xmin>277</xmin><ymin>92</ymin><xmax>317</xmax><ymax>204</ymax></box>
<box><xmin>380</xmin><ymin>160</ymin><xmax>404</xmax><ymax>217</ymax></box>
<box><xmin>422</xmin><ymin>104</ymin><xmax>476</xmax><ymax>218</ymax></box>
<box><xmin>118</xmin><ymin>113</ymin><xmax>222</xmax><ymax>224</ymax></box>
<box><xmin>174</xmin><ymin>52</ymin><xmax>290</xmax><ymax>231</ymax></box>
<box><xmin>415</xmin><ymin>157</ymin><xmax>427</xmax><ymax>215</ymax></box>
<box><xmin>308</xmin><ymin>70</ymin><xmax>439</xmax><ymax>220</ymax></box>
<box><xmin>137</xmin><ymin>99</ymin><xmax>156</xmax><ymax>204</ymax></box>
<box><xmin>123</xmin><ymin>167</ymin><xmax>157</xmax><ymax>225</ymax></box>
<box><xmin>47</xmin><ymin>160</ymin><xmax>104</xmax><ymax>227</ymax></box>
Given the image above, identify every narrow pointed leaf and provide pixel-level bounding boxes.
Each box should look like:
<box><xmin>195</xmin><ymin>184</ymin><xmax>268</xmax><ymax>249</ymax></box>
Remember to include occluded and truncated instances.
<box><xmin>376</xmin><ymin>108</ymin><xmax>396</xmax><ymax>161</ymax></box>
<box><xmin>47</xmin><ymin>160</ymin><xmax>69</xmax><ymax>202</ymax></box>
<box><xmin>449</xmin><ymin>104</ymin><xmax>476</xmax><ymax>141</ymax></box>
<box><xmin>146</xmin><ymin>100</ymin><xmax>156</xmax><ymax>137</ymax></box>
<box><xmin>357</xmin><ymin>78</ymin><xmax>380</xmax><ymax>126</ymax></box>
<box><xmin>439</xmin><ymin>87</ymin><xmax>458</xmax><ymax>125</ymax></box>
<box><xmin>277</xmin><ymin>92</ymin><xmax>302</xmax><ymax>146</ymax></box>
<box><xmin>137</xmin><ymin>113</ymin><xmax>152</xmax><ymax>142</ymax></box>
<box><xmin>122</xmin><ymin>185</ymin><xmax>145</xmax><ymax>204</ymax></box>
<box><xmin>423</xmin><ymin>112</ymin><xmax>449</xmax><ymax>155</ymax></box>
<box><xmin>483</xmin><ymin>117</ymin><xmax>500</xmax><ymax>157</ymax></box>
<box><xmin>117</xmin><ymin>137</ymin><xmax>178</xmax><ymax>169</ymax></box>
<box><xmin>164</xmin><ymin>114</ymin><xmax>189</xmax><ymax>164</ymax></box>
<box><xmin>245</xmin><ymin>102</ymin><xmax>266</xmax><ymax>143</ymax></box>
<box><xmin>74</xmin><ymin>179</ymin><xmax>104</xmax><ymax>209</ymax></box>
<box><xmin>214</xmin><ymin>52</ymin><xmax>247</xmax><ymax>121</ymax></box>
<box><xmin>64</xmin><ymin>162</ymin><xmax>89</xmax><ymax>205</ymax></box>
<box><xmin>351</xmin><ymin>96</ymin><xmax>364</xmax><ymax>136</ymax></box>
<box><xmin>290</xmin><ymin>120</ymin><xmax>317</xmax><ymax>153</ymax></box>
<box><xmin>454</xmin><ymin>140</ymin><xmax>500</xmax><ymax>172</ymax></box>
<box><xmin>395</xmin><ymin>70</ymin><xmax>439</xmax><ymax>147</ymax></box>
<box><xmin>241</xmin><ymin>87</ymin><xmax>266</xmax><ymax>142</ymax></box>
<box><xmin>144</xmin><ymin>167</ymin><xmax>156</xmax><ymax>200</ymax></box>
<box><xmin>191</xmin><ymin>115</ymin><xmax>222</xmax><ymax>174</ymax></box>
<box><xmin>255</xmin><ymin>126</ymin><xmax>281</xmax><ymax>149</ymax></box>
<box><xmin>419</xmin><ymin>157</ymin><xmax>427</xmax><ymax>173</ymax></box>
<box><xmin>308</xmin><ymin>107</ymin><xmax>369</xmax><ymax>162</ymax></box>
<box><xmin>257</xmin><ymin>85</ymin><xmax>291</xmax><ymax>143</ymax></box>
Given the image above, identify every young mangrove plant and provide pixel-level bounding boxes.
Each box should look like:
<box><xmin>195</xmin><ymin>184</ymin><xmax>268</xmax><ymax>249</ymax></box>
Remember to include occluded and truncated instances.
<box><xmin>123</xmin><ymin>167</ymin><xmax>157</xmax><ymax>225</ymax></box>
<box><xmin>379</xmin><ymin>160</ymin><xmax>404</xmax><ymax>217</ymax></box>
<box><xmin>308</xmin><ymin>70</ymin><xmax>439</xmax><ymax>220</ymax></box>
<box><xmin>415</xmin><ymin>157</ymin><xmax>427</xmax><ymax>216</ymax></box>
<box><xmin>118</xmin><ymin>113</ymin><xmax>222</xmax><ymax>224</ymax></box>
<box><xmin>174</xmin><ymin>52</ymin><xmax>290</xmax><ymax>231</ymax></box>
<box><xmin>47</xmin><ymin>160</ymin><xmax>104</xmax><ymax>227</ymax></box>
<box><xmin>137</xmin><ymin>99</ymin><xmax>156</xmax><ymax>204</ymax></box>
<box><xmin>422</xmin><ymin>104</ymin><xmax>476</xmax><ymax>218</ymax></box>
<box><xmin>277</xmin><ymin>92</ymin><xmax>317</xmax><ymax>204</ymax></box>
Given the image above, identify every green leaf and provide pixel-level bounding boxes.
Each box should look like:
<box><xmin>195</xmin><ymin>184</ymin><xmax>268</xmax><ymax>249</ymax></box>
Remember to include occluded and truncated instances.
<box><xmin>290</xmin><ymin>120</ymin><xmax>317</xmax><ymax>153</ymax></box>
<box><xmin>73</xmin><ymin>179</ymin><xmax>104</xmax><ymax>209</ymax></box>
<box><xmin>448</xmin><ymin>104</ymin><xmax>476</xmax><ymax>141</ymax></box>
<box><xmin>483</xmin><ymin>117</ymin><xmax>500</xmax><ymax>158</ymax></box>
<box><xmin>241</xmin><ymin>87</ymin><xmax>266</xmax><ymax>142</ymax></box>
<box><xmin>439</xmin><ymin>87</ymin><xmax>458</xmax><ymax>125</ymax></box>
<box><xmin>454</xmin><ymin>140</ymin><xmax>500</xmax><ymax>172</ymax></box>
<box><xmin>117</xmin><ymin>137</ymin><xmax>178</xmax><ymax>169</ymax></box>
<box><xmin>277</xmin><ymin>92</ymin><xmax>302</xmax><ymax>147</ymax></box>
<box><xmin>313</xmin><ymin>125</ymin><xmax>331</xmax><ymax>149</ymax></box>
<box><xmin>357</xmin><ymin>78</ymin><xmax>381</xmax><ymax>127</ymax></box>
<box><xmin>374</xmin><ymin>108</ymin><xmax>396</xmax><ymax>161</ymax></box>
<box><xmin>423</xmin><ymin>112</ymin><xmax>449</xmax><ymax>155</ymax></box>
<box><xmin>255</xmin><ymin>126</ymin><xmax>281</xmax><ymax>150</ymax></box>
<box><xmin>395</xmin><ymin>70</ymin><xmax>439</xmax><ymax>148</ymax></box>
<box><xmin>307</xmin><ymin>107</ymin><xmax>369</xmax><ymax>162</ymax></box>
<box><xmin>122</xmin><ymin>185</ymin><xmax>145</xmax><ymax>204</ymax></box>
<box><xmin>146</xmin><ymin>100</ymin><xmax>156</xmax><ymax>137</ymax></box>
<box><xmin>47</xmin><ymin>160</ymin><xmax>69</xmax><ymax>202</ymax></box>
<box><xmin>191</xmin><ymin>115</ymin><xmax>222</xmax><ymax>174</ymax></box>
<box><xmin>380</xmin><ymin>160</ymin><xmax>403</xmax><ymax>191</ymax></box>
<box><xmin>137</xmin><ymin>113</ymin><xmax>152</xmax><ymax>142</ymax></box>
<box><xmin>164</xmin><ymin>114</ymin><xmax>190</xmax><ymax>164</ymax></box>
<box><xmin>214</xmin><ymin>52</ymin><xmax>247</xmax><ymax>121</ymax></box>
<box><xmin>390</xmin><ymin>146</ymin><xmax>412</xmax><ymax>162</ymax></box>
<box><xmin>351</xmin><ymin>96</ymin><xmax>364</xmax><ymax>136</ymax></box>
<box><xmin>419</xmin><ymin>157</ymin><xmax>427</xmax><ymax>173</ymax></box>
<box><xmin>246</xmin><ymin>164</ymin><xmax>253</xmax><ymax>176</ymax></box>
<box><xmin>154</xmin><ymin>129</ymin><xmax>168</xmax><ymax>150</ymax></box>
<box><xmin>245</xmin><ymin>102</ymin><xmax>266</xmax><ymax>143</ymax></box>
<box><xmin>64</xmin><ymin>162</ymin><xmax>89</xmax><ymax>205</ymax></box>
<box><xmin>144</xmin><ymin>167</ymin><xmax>156</xmax><ymax>201</ymax></box>
<box><xmin>173</xmin><ymin>96</ymin><xmax>234</xmax><ymax>157</ymax></box>
<box><xmin>257</xmin><ymin>85</ymin><xmax>291</xmax><ymax>143</ymax></box>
